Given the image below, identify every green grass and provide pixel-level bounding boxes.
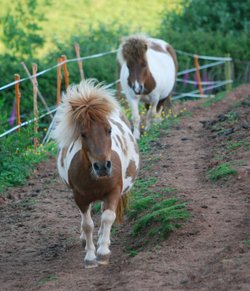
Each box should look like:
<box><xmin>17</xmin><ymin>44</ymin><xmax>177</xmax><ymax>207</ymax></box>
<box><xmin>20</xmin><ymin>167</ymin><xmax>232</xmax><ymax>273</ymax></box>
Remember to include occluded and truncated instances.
<box><xmin>0</xmin><ymin>0</ymin><xmax>183</xmax><ymax>56</ymax></box>
<box><xmin>202</xmin><ymin>91</ymin><xmax>227</xmax><ymax>107</ymax></box>
<box><xmin>0</xmin><ymin>127</ymin><xmax>57</xmax><ymax>195</ymax></box>
<box><xmin>225</xmin><ymin>141</ymin><xmax>247</xmax><ymax>151</ymax></box>
<box><xmin>126</xmin><ymin>114</ymin><xmax>190</xmax><ymax>245</ymax></box>
<box><xmin>207</xmin><ymin>162</ymin><xmax>237</xmax><ymax>181</ymax></box>
<box><xmin>244</xmin><ymin>239</ymin><xmax>250</xmax><ymax>245</ymax></box>
<box><xmin>132</xmin><ymin>198</ymin><xmax>190</xmax><ymax>238</ymax></box>
<box><xmin>37</xmin><ymin>275</ymin><xmax>58</xmax><ymax>287</ymax></box>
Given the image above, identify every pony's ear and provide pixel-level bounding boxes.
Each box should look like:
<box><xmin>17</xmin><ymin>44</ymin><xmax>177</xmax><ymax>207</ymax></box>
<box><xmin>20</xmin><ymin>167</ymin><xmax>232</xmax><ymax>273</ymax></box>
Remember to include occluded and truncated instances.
<box><xmin>144</xmin><ymin>43</ymin><xmax>148</xmax><ymax>50</ymax></box>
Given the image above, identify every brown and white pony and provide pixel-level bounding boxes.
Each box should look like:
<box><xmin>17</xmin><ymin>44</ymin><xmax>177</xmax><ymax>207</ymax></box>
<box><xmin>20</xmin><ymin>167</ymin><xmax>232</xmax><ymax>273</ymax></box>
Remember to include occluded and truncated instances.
<box><xmin>117</xmin><ymin>34</ymin><xmax>178</xmax><ymax>139</ymax></box>
<box><xmin>52</xmin><ymin>79</ymin><xmax>140</xmax><ymax>268</ymax></box>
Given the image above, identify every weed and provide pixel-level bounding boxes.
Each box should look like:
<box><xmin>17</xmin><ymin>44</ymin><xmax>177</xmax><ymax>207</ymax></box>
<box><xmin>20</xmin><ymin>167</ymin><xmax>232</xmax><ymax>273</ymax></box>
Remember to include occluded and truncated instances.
<box><xmin>92</xmin><ymin>201</ymin><xmax>101</xmax><ymax>214</ymax></box>
<box><xmin>37</xmin><ymin>275</ymin><xmax>57</xmax><ymax>287</ymax></box>
<box><xmin>202</xmin><ymin>91</ymin><xmax>226</xmax><ymax>107</ymax></box>
<box><xmin>226</xmin><ymin>141</ymin><xmax>246</xmax><ymax>151</ymax></box>
<box><xmin>207</xmin><ymin>162</ymin><xmax>237</xmax><ymax>181</ymax></box>
<box><xmin>18</xmin><ymin>197</ymin><xmax>37</xmax><ymax>210</ymax></box>
<box><xmin>244</xmin><ymin>239</ymin><xmax>250</xmax><ymax>245</ymax></box>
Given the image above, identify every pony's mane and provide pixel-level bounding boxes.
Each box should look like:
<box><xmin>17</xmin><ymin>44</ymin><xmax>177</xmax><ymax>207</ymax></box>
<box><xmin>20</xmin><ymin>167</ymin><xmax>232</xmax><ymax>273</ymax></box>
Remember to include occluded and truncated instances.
<box><xmin>117</xmin><ymin>34</ymin><xmax>149</xmax><ymax>65</ymax></box>
<box><xmin>52</xmin><ymin>79</ymin><xmax>120</xmax><ymax>148</ymax></box>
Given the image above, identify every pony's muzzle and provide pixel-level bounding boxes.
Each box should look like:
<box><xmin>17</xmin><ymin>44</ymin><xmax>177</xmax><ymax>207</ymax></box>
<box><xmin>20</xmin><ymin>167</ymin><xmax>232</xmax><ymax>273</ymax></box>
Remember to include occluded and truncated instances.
<box><xmin>132</xmin><ymin>83</ymin><xmax>144</xmax><ymax>95</ymax></box>
<box><xmin>93</xmin><ymin>160</ymin><xmax>112</xmax><ymax>177</ymax></box>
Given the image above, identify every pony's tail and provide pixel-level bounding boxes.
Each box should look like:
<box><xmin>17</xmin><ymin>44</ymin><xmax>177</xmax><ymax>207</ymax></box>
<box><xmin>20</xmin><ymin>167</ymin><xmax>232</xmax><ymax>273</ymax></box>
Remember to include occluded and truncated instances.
<box><xmin>115</xmin><ymin>193</ymin><xmax>130</xmax><ymax>224</ymax></box>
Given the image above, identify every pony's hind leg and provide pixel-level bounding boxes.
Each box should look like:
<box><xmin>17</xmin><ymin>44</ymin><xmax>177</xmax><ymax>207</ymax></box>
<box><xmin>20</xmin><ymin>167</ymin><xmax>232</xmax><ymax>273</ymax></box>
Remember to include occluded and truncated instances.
<box><xmin>81</xmin><ymin>205</ymin><xmax>98</xmax><ymax>268</ymax></box>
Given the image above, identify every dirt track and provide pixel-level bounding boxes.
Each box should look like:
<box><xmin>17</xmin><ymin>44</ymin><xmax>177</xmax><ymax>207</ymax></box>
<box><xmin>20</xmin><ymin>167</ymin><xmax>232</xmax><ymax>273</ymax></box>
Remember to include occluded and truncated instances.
<box><xmin>0</xmin><ymin>85</ymin><xmax>250</xmax><ymax>291</ymax></box>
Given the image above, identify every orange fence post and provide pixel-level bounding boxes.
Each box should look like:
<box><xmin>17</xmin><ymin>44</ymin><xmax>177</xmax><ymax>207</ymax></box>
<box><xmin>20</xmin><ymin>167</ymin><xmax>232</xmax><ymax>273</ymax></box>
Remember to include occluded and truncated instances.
<box><xmin>74</xmin><ymin>43</ymin><xmax>85</xmax><ymax>81</ymax></box>
<box><xmin>14</xmin><ymin>74</ymin><xmax>21</xmax><ymax>132</ymax></box>
<box><xmin>32</xmin><ymin>63</ymin><xmax>39</xmax><ymax>148</ymax></box>
<box><xmin>194</xmin><ymin>54</ymin><xmax>203</xmax><ymax>96</ymax></box>
<box><xmin>57</xmin><ymin>57</ymin><xmax>63</xmax><ymax>106</ymax></box>
<box><xmin>61</xmin><ymin>55</ymin><xmax>70</xmax><ymax>89</ymax></box>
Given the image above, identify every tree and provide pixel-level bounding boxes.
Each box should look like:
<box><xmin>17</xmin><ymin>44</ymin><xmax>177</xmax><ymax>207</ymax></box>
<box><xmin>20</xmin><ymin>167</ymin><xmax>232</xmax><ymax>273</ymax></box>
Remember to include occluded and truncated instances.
<box><xmin>1</xmin><ymin>0</ymin><xmax>47</xmax><ymax>59</ymax></box>
<box><xmin>161</xmin><ymin>0</ymin><xmax>250</xmax><ymax>35</ymax></box>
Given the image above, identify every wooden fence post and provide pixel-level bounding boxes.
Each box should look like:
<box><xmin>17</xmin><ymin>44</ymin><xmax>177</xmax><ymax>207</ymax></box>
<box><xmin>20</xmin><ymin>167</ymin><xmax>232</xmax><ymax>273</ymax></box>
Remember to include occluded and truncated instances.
<box><xmin>74</xmin><ymin>43</ymin><xmax>85</xmax><ymax>81</ymax></box>
<box><xmin>57</xmin><ymin>57</ymin><xmax>63</xmax><ymax>106</ymax></box>
<box><xmin>194</xmin><ymin>54</ymin><xmax>203</xmax><ymax>96</ymax></box>
<box><xmin>14</xmin><ymin>74</ymin><xmax>21</xmax><ymax>132</ymax></box>
<box><xmin>21</xmin><ymin>62</ymin><xmax>53</xmax><ymax>120</ymax></box>
<box><xmin>61</xmin><ymin>55</ymin><xmax>70</xmax><ymax>89</ymax></box>
<box><xmin>116</xmin><ymin>62</ymin><xmax>121</xmax><ymax>100</ymax></box>
<box><xmin>225</xmin><ymin>54</ymin><xmax>232</xmax><ymax>91</ymax></box>
<box><xmin>32</xmin><ymin>64</ymin><xmax>39</xmax><ymax>148</ymax></box>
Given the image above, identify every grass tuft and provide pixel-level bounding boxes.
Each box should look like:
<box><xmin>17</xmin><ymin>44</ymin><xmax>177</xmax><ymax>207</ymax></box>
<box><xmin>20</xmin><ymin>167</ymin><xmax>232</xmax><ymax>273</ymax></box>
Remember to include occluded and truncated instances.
<box><xmin>207</xmin><ymin>162</ymin><xmax>237</xmax><ymax>181</ymax></box>
<box><xmin>132</xmin><ymin>198</ymin><xmax>190</xmax><ymax>238</ymax></box>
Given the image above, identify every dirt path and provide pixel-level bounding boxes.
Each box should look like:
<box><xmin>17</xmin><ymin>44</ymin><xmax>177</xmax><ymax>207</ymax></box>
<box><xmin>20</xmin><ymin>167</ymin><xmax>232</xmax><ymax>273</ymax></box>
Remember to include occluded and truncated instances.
<box><xmin>0</xmin><ymin>85</ymin><xmax>249</xmax><ymax>291</ymax></box>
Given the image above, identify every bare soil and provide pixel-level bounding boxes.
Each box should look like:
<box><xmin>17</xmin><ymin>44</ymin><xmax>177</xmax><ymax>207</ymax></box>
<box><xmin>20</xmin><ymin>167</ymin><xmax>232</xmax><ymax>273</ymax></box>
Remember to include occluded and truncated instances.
<box><xmin>0</xmin><ymin>85</ymin><xmax>249</xmax><ymax>291</ymax></box>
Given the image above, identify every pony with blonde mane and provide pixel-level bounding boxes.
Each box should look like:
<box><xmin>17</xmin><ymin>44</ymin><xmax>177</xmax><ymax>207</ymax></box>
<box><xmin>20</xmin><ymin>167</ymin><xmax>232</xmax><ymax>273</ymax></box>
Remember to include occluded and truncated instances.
<box><xmin>52</xmin><ymin>79</ymin><xmax>140</xmax><ymax>268</ymax></box>
<box><xmin>117</xmin><ymin>34</ymin><xmax>178</xmax><ymax>139</ymax></box>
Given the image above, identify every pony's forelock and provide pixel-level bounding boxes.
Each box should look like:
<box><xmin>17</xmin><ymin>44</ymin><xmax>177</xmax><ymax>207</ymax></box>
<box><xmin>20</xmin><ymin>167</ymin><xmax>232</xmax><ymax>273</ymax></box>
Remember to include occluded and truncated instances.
<box><xmin>52</xmin><ymin>79</ymin><xmax>120</xmax><ymax>148</ymax></box>
<box><xmin>117</xmin><ymin>33</ymin><xmax>149</xmax><ymax>65</ymax></box>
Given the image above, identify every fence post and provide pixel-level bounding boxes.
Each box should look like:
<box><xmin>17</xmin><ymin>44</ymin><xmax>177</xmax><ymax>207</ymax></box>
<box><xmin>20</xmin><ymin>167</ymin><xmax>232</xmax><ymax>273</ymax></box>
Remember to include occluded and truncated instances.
<box><xmin>61</xmin><ymin>55</ymin><xmax>70</xmax><ymax>89</ymax></box>
<box><xmin>194</xmin><ymin>54</ymin><xmax>203</xmax><ymax>96</ymax></box>
<box><xmin>32</xmin><ymin>63</ymin><xmax>39</xmax><ymax>148</ymax></box>
<box><xmin>74</xmin><ymin>43</ymin><xmax>85</xmax><ymax>81</ymax></box>
<box><xmin>21</xmin><ymin>62</ymin><xmax>53</xmax><ymax>120</ymax></box>
<box><xmin>57</xmin><ymin>57</ymin><xmax>63</xmax><ymax>106</ymax></box>
<box><xmin>116</xmin><ymin>62</ymin><xmax>121</xmax><ymax>100</ymax></box>
<box><xmin>14</xmin><ymin>74</ymin><xmax>21</xmax><ymax>132</ymax></box>
<box><xmin>225</xmin><ymin>54</ymin><xmax>232</xmax><ymax>91</ymax></box>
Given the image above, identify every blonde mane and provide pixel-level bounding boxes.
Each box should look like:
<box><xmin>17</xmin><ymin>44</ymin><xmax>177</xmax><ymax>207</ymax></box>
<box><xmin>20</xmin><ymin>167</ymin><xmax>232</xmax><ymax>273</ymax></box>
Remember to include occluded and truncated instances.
<box><xmin>117</xmin><ymin>34</ymin><xmax>149</xmax><ymax>65</ymax></box>
<box><xmin>52</xmin><ymin>79</ymin><xmax>120</xmax><ymax>148</ymax></box>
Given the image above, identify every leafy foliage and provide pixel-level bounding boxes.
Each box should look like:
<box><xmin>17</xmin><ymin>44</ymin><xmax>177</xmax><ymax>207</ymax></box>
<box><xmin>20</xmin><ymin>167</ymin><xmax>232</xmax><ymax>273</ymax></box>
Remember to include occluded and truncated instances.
<box><xmin>1</xmin><ymin>0</ymin><xmax>46</xmax><ymax>59</ymax></box>
<box><xmin>0</xmin><ymin>126</ymin><xmax>57</xmax><ymax>195</ymax></box>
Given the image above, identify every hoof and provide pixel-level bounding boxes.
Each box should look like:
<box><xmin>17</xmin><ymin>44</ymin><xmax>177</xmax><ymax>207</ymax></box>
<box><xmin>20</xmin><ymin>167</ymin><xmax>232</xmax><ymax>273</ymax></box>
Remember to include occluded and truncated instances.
<box><xmin>84</xmin><ymin>259</ymin><xmax>98</xmax><ymax>269</ymax></box>
<box><xmin>97</xmin><ymin>253</ymin><xmax>110</xmax><ymax>265</ymax></box>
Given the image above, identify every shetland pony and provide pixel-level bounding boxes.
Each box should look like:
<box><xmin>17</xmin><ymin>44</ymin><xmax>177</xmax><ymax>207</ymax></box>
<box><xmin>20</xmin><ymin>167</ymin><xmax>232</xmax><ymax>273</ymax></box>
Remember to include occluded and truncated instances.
<box><xmin>52</xmin><ymin>79</ymin><xmax>140</xmax><ymax>268</ymax></box>
<box><xmin>117</xmin><ymin>35</ymin><xmax>178</xmax><ymax>139</ymax></box>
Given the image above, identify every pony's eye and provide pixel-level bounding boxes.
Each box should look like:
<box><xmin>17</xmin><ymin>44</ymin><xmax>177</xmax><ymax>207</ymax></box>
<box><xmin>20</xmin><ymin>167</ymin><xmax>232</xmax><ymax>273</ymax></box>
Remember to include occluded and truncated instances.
<box><xmin>108</xmin><ymin>128</ymin><xmax>112</xmax><ymax>135</ymax></box>
<box><xmin>81</xmin><ymin>133</ymin><xmax>86</xmax><ymax>138</ymax></box>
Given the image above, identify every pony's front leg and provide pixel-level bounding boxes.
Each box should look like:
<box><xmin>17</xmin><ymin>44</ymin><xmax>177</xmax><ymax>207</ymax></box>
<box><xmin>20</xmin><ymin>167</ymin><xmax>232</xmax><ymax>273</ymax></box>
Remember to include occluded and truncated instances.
<box><xmin>97</xmin><ymin>195</ymin><xmax>119</xmax><ymax>265</ymax></box>
<box><xmin>145</xmin><ymin>100</ymin><xmax>159</xmax><ymax>130</ymax></box>
<box><xmin>129</xmin><ymin>97</ymin><xmax>141</xmax><ymax>139</ymax></box>
<box><xmin>76</xmin><ymin>199</ymin><xmax>98</xmax><ymax>268</ymax></box>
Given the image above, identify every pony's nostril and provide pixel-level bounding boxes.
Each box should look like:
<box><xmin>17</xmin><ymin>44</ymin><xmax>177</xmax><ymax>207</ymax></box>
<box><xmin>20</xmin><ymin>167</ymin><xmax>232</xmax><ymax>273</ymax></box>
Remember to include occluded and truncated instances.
<box><xmin>105</xmin><ymin>160</ymin><xmax>112</xmax><ymax>169</ymax></box>
<box><xmin>93</xmin><ymin>162</ymin><xmax>100</xmax><ymax>172</ymax></box>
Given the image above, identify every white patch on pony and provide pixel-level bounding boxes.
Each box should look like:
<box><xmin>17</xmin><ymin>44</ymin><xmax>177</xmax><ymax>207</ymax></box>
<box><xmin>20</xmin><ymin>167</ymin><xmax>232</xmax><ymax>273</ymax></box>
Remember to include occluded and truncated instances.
<box><xmin>57</xmin><ymin>138</ymin><xmax>81</xmax><ymax>184</ymax></box>
<box><xmin>133</xmin><ymin>80</ymin><xmax>141</xmax><ymax>94</ymax></box>
<box><xmin>109</xmin><ymin>110</ymin><xmax>139</xmax><ymax>193</ymax></box>
<box><xmin>97</xmin><ymin>209</ymin><xmax>116</xmax><ymax>256</ymax></box>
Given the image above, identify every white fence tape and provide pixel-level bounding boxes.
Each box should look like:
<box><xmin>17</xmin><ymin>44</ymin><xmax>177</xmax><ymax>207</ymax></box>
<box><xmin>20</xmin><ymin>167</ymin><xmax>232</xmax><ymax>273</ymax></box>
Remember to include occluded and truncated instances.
<box><xmin>0</xmin><ymin>49</ymin><xmax>118</xmax><ymax>92</ymax></box>
<box><xmin>0</xmin><ymin>47</ymin><xmax>232</xmax><ymax>139</ymax></box>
